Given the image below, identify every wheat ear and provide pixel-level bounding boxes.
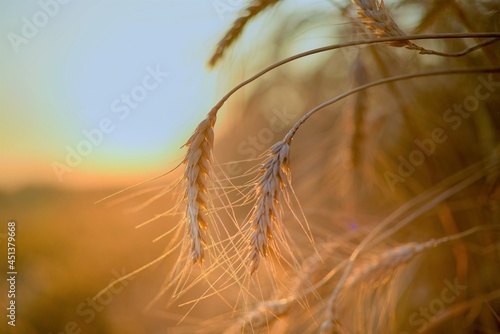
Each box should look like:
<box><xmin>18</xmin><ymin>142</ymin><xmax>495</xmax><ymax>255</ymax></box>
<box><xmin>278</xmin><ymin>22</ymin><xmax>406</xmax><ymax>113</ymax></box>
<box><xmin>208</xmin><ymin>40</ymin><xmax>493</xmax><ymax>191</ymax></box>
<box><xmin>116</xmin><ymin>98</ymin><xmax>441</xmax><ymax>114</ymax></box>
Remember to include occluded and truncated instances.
<box><xmin>319</xmin><ymin>241</ymin><xmax>430</xmax><ymax>332</ymax></box>
<box><xmin>353</xmin><ymin>1</ymin><xmax>500</xmax><ymax>56</ymax></box>
<box><xmin>352</xmin><ymin>0</ymin><xmax>429</xmax><ymax>51</ymax></box>
<box><xmin>183</xmin><ymin>114</ymin><xmax>216</xmax><ymax>264</ymax></box>
<box><xmin>322</xmin><ymin>225</ymin><xmax>500</xmax><ymax>330</ymax></box>
<box><xmin>344</xmin><ymin>224</ymin><xmax>500</xmax><ymax>291</ymax></box>
<box><xmin>248</xmin><ymin>141</ymin><xmax>290</xmax><ymax>274</ymax></box>
<box><xmin>345</xmin><ymin>241</ymin><xmax>432</xmax><ymax>288</ymax></box>
<box><xmin>209</xmin><ymin>0</ymin><xmax>280</xmax><ymax>67</ymax></box>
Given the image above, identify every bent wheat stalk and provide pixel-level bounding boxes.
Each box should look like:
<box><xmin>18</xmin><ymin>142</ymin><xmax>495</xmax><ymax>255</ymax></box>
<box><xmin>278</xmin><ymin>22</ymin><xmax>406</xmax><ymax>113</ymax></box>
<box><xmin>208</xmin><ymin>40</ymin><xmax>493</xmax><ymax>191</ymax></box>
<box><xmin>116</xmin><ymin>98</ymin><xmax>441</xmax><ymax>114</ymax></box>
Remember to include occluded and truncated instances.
<box><xmin>206</xmin><ymin>33</ymin><xmax>500</xmax><ymax>126</ymax></box>
<box><xmin>283</xmin><ymin>67</ymin><xmax>500</xmax><ymax>144</ymax></box>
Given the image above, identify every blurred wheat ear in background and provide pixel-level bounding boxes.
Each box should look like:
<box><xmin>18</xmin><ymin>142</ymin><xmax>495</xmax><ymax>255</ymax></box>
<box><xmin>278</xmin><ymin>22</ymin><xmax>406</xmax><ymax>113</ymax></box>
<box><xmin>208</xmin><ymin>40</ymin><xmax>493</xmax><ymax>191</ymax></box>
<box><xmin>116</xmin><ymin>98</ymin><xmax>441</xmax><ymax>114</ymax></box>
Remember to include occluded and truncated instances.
<box><xmin>109</xmin><ymin>0</ymin><xmax>500</xmax><ymax>333</ymax></box>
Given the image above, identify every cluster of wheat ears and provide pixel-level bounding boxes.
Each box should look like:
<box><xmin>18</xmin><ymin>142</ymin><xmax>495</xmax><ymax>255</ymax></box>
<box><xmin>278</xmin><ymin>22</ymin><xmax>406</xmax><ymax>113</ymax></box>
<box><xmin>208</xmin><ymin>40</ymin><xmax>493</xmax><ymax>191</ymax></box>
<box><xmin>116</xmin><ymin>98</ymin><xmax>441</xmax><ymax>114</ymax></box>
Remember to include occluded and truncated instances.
<box><xmin>97</xmin><ymin>0</ymin><xmax>500</xmax><ymax>333</ymax></box>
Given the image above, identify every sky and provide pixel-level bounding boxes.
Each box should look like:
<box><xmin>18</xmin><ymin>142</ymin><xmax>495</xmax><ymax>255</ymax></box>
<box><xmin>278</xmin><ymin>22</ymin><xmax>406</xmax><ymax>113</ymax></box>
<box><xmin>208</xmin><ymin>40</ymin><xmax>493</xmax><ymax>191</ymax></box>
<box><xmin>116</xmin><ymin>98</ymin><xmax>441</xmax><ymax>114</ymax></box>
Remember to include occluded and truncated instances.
<box><xmin>0</xmin><ymin>0</ymin><xmax>250</xmax><ymax>190</ymax></box>
<box><xmin>0</xmin><ymin>0</ymin><xmax>337</xmax><ymax>191</ymax></box>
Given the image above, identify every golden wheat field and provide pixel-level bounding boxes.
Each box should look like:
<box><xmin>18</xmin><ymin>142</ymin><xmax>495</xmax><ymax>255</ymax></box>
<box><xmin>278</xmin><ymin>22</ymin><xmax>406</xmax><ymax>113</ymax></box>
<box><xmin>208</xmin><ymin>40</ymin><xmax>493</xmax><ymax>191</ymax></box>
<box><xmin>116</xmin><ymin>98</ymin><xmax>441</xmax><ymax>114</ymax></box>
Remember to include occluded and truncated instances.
<box><xmin>2</xmin><ymin>0</ymin><xmax>500</xmax><ymax>333</ymax></box>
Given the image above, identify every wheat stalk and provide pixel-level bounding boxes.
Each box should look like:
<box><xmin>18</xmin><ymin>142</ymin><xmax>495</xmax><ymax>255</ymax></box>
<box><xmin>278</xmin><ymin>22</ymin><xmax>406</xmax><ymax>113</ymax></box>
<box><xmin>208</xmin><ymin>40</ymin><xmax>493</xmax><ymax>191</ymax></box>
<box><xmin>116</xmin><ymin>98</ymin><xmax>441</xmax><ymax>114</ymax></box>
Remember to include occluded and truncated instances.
<box><xmin>183</xmin><ymin>114</ymin><xmax>217</xmax><ymax>264</ymax></box>
<box><xmin>248</xmin><ymin>141</ymin><xmax>291</xmax><ymax>274</ymax></box>
<box><xmin>203</xmin><ymin>34</ymin><xmax>500</xmax><ymax>134</ymax></box>
<box><xmin>283</xmin><ymin>67</ymin><xmax>500</xmax><ymax>144</ymax></box>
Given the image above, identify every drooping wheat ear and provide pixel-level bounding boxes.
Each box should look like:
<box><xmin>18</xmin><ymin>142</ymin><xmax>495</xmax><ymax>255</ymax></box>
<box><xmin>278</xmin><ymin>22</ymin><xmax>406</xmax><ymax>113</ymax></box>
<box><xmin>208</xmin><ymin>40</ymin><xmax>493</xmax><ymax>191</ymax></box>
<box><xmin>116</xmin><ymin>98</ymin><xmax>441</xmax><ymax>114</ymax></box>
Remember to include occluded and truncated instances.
<box><xmin>183</xmin><ymin>114</ymin><xmax>216</xmax><ymax>264</ymax></box>
<box><xmin>319</xmin><ymin>241</ymin><xmax>431</xmax><ymax>332</ymax></box>
<box><xmin>248</xmin><ymin>141</ymin><xmax>290</xmax><ymax>274</ymax></box>
<box><xmin>344</xmin><ymin>241</ymin><xmax>432</xmax><ymax>288</ymax></box>
<box><xmin>321</xmin><ymin>225</ymin><xmax>500</xmax><ymax>330</ymax></box>
<box><xmin>352</xmin><ymin>0</ymin><xmax>429</xmax><ymax>53</ymax></box>
<box><xmin>208</xmin><ymin>0</ymin><xmax>280</xmax><ymax>67</ymax></box>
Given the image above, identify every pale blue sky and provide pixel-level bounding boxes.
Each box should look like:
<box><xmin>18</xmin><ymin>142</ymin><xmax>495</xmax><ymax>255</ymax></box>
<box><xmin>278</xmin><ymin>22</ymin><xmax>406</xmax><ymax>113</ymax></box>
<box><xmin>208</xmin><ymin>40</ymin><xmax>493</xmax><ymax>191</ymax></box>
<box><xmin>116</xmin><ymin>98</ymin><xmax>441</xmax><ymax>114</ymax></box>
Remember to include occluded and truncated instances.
<box><xmin>0</xmin><ymin>0</ymin><xmax>250</xmax><ymax>188</ymax></box>
<box><xmin>0</xmin><ymin>0</ymin><xmax>333</xmax><ymax>189</ymax></box>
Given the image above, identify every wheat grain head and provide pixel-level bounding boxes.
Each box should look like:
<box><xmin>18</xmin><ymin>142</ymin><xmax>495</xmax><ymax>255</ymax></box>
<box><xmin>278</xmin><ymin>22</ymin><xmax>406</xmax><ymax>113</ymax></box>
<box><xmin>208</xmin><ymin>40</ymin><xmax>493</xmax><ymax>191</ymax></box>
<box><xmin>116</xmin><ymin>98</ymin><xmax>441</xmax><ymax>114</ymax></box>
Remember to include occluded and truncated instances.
<box><xmin>248</xmin><ymin>141</ymin><xmax>291</xmax><ymax>274</ymax></box>
<box><xmin>183</xmin><ymin>114</ymin><xmax>217</xmax><ymax>264</ymax></box>
<box><xmin>209</xmin><ymin>0</ymin><xmax>280</xmax><ymax>67</ymax></box>
<box><xmin>352</xmin><ymin>0</ymin><xmax>427</xmax><ymax>52</ymax></box>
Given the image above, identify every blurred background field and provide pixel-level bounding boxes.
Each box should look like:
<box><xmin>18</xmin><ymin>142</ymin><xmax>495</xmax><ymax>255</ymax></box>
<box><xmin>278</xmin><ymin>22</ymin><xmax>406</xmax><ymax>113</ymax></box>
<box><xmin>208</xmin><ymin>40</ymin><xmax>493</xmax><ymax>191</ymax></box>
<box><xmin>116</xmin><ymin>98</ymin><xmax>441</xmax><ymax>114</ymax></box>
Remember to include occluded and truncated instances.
<box><xmin>0</xmin><ymin>186</ymin><xmax>176</xmax><ymax>333</ymax></box>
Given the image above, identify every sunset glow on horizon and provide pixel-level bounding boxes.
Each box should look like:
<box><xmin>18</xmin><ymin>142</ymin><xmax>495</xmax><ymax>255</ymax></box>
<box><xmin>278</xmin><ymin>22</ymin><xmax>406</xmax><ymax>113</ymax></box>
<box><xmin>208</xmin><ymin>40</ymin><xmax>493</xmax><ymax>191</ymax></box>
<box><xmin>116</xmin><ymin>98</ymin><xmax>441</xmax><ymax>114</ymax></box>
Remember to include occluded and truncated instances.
<box><xmin>1</xmin><ymin>0</ymin><xmax>249</xmax><ymax>190</ymax></box>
